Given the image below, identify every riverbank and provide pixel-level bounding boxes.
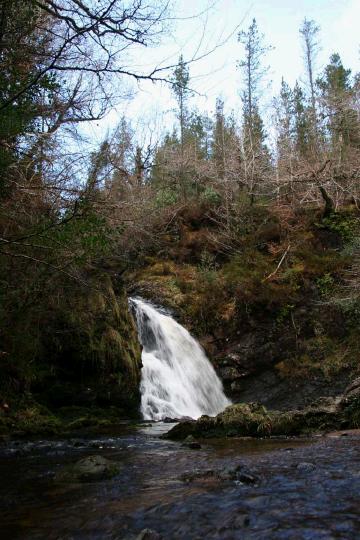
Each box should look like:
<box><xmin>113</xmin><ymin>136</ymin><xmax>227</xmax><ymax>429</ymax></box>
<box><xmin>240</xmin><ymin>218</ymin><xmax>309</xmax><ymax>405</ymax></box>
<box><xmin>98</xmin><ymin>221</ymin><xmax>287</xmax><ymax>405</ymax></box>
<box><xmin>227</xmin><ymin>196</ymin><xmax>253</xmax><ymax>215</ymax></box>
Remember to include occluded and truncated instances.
<box><xmin>166</xmin><ymin>377</ymin><xmax>360</xmax><ymax>441</ymax></box>
<box><xmin>2</xmin><ymin>375</ymin><xmax>359</xmax><ymax>441</ymax></box>
<box><xmin>0</xmin><ymin>399</ymin><xmax>141</xmax><ymax>440</ymax></box>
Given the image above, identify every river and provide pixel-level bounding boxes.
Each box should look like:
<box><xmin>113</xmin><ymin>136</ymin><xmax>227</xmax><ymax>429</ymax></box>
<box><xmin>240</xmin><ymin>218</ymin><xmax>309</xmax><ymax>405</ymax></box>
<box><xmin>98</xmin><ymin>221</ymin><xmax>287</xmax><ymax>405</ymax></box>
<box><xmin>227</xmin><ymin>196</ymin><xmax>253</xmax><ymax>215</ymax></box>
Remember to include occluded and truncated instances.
<box><xmin>0</xmin><ymin>423</ymin><xmax>359</xmax><ymax>539</ymax></box>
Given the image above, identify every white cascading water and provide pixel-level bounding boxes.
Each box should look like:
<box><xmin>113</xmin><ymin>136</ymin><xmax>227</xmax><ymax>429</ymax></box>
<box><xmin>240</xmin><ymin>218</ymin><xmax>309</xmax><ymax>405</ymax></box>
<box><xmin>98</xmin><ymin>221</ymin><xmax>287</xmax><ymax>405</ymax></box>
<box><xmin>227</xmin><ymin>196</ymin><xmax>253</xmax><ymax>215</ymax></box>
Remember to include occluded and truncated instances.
<box><xmin>130</xmin><ymin>297</ymin><xmax>231</xmax><ymax>421</ymax></box>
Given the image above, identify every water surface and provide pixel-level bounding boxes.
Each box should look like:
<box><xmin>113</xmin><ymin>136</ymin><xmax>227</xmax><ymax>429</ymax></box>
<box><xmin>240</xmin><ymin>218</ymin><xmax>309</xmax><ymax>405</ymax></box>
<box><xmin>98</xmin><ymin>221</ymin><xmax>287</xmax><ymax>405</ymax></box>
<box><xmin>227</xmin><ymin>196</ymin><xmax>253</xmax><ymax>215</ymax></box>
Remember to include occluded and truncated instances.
<box><xmin>0</xmin><ymin>424</ymin><xmax>359</xmax><ymax>539</ymax></box>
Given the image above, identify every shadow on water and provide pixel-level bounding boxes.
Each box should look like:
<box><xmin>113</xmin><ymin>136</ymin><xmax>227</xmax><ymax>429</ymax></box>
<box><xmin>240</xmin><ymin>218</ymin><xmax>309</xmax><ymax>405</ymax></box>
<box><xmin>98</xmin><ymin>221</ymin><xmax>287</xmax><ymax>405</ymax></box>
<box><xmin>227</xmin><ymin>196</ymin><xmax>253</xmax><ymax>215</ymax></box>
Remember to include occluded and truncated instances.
<box><xmin>0</xmin><ymin>423</ymin><xmax>359</xmax><ymax>539</ymax></box>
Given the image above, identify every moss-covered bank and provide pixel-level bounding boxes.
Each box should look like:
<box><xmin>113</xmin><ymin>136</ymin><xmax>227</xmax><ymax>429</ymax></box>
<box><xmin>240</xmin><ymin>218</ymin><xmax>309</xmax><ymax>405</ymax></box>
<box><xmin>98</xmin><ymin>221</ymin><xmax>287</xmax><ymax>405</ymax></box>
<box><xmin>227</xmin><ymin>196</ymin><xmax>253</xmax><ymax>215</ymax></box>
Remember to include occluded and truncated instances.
<box><xmin>0</xmin><ymin>401</ymin><xmax>131</xmax><ymax>438</ymax></box>
<box><xmin>166</xmin><ymin>385</ymin><xmax>360</xmax><ymax>440</ymax></box>
<box><xmin>0</xmin><ymin>269</ymin><xmax>142</xmax><ymax>434</ymax></box>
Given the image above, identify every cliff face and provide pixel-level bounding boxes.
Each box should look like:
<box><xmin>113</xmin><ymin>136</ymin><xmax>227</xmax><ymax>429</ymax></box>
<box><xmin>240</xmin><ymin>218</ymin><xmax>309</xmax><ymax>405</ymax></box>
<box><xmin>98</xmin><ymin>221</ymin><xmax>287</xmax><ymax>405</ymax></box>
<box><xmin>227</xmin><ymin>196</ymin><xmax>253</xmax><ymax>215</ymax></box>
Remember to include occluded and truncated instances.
<box><xmin>1</xmin><ymin>270</ymin><xmax>142</xmax><ymax>416</ymax></box>
<box><xmin>38</xmin><ymin>273</ymin><xmax>142</xmax><ymax>411</ymax></box>
<box><xmin>128</xmin><ymin>203</ymin><xmax>360</xmax><ymax>410</ymax></box>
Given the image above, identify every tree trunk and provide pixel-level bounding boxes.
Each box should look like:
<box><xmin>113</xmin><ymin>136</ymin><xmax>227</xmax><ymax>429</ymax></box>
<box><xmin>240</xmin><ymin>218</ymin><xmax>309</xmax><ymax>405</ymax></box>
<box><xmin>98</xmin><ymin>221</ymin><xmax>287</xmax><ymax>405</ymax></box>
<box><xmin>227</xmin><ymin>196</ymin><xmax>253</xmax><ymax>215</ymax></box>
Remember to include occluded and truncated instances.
<box><xmin>319</xmin><ymin>186</ymin><xmax>335</xmax><ymax>217</ymax></box>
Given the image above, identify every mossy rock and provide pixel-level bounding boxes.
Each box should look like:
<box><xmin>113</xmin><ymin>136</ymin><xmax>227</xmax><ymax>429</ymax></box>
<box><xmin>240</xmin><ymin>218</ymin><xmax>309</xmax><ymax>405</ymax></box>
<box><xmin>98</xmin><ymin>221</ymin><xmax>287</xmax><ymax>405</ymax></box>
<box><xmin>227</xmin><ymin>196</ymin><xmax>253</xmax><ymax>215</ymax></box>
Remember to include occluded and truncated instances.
<box><xmin>166</xmin><ymin>399</ymin><xmax>341</xmax><ymax>440</ymax></box>
<box><xmin>55</xmin><ymin>455</ymin><xmax>121</xmax><ymax>483</ymax></box>
<box><xmin>0</xmin><ymin>407</ymin><xmax>63</xmax><ymax>436</ymax></box>
<box><xmin>340</xmin><ymin>394</ymin><xmax>360</xmax><ymax>428</ymax></box>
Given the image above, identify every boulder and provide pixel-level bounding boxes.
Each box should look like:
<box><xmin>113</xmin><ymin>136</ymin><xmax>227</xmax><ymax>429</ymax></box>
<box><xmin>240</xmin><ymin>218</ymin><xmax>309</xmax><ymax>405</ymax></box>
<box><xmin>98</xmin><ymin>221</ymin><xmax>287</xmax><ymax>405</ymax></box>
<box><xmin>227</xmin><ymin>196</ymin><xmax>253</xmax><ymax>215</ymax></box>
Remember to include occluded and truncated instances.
<box><xmin>136</xmin><ymin>529</ymin><xmax>162</xmax><ymax>540</ymax></box>
<box><xmin>179</xmin><ymin>465</ymin><xmax>259</xmax><ymax>484</ymax></box>
<box><xmin>55</xmin><ymin>455</ymin><xmax>121</xmax><ymax>483</ymax></box>
<box><xmin>342</xmin><ymin>377</ymin><xmax>360</xmax><ymax>401</ymax></box>
<box><xmin>297</xmin><ymin>462</ymin><xmax>316</xmax><ymax>473</ymax></box>
<box><xmin>181</xmin><ymin>435</ymin><xmax>201</xmax><ymax>449</ymax></box>
<box><xmin>166</xmin><ymin>399</ymin><xmax>341</xmax><ymax>440</ymax></box>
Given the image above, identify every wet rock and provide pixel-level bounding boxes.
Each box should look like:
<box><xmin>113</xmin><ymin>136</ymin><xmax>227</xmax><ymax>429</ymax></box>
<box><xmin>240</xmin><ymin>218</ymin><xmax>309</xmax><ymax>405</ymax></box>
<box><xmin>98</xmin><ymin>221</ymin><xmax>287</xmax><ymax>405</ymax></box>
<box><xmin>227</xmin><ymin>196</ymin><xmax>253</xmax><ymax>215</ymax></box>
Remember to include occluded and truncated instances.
<box><xmin>181</xmin><ymin>435</ymin><xmax>201</xmax><ymax>449</ymax></box>
<box><xmin>218</xmin><ymin>366</ymin><xmax>245</xmax><ymax>382</ymax></box>
<box><xmin>184</xmin><ymin>442</ymin><xmax>201</xmax><ymax>449</ymax></box>
<box><xmin>340</xmin><ymin>396</ymin><xmax>360</xmax><ymax>429</ymax></box>
<box><xmin>72</xmin><ymin>440</ymin><xmax>86</xmax><ymax>448</ymax></box>
<box><xmin>180</xmin><ymin>465</ymin><xmax>258</xmax><ymax>484</ymax></box>
<box><xmin>179</xmin><ymin>468</ymin><xmax>216</xmax><ymax>483</ymax></box>
<box><xmin>297</xmin><ymin>462</ymin><xmax>316</xmax><ymax>473</ymax></box>
<box><xmin>309</xmin><ymin>396</ymin><xmax>339</xmax><ymax>413</ymax></box>
<box><xmin>166</xmin><ymin>399</ymin><xmax>341</xmax><ymax>440</ymax></box>
<box><xmin>136</xmin><ymin>529</ymin><xmax>162</xmax><ymax>540</ymax></box>
<box><xmin>55</xmin><ymin>455</ymin><xmax>121</xmax><ymax>483</ymax></box>
<box><xmin>342</xmin><ymin>377</ymin><xmax>360</xmax><ymax>402</ymax></box>
<box><xmin>218</xmin><ymin>465</ymin><xmax>259</xmax><ymax>484</ymax></box>
<box><xmin>214</xmin><ymin>332</ymin><xmax>287</xmax><ymax>388</ymax></box>
<box><xmin>163</xmin><ymin>416</ymin><xmax>194</xmax><ymax>423</ymax></box>
<box><xmin>236</xmin><ymin>471</ymin><xmax>259</xmax><ymax>485</ymax></box>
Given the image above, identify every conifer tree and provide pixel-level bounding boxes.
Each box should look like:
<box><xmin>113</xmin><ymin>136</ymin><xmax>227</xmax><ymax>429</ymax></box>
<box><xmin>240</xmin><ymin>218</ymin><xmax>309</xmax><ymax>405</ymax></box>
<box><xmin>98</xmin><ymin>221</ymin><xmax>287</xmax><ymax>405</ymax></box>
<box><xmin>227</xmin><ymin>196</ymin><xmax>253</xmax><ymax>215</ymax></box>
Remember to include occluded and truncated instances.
<box><xmin>293</xmin><ymin>82</ymin><xmax>312</xmax><ymax>158</ymax></box>
<box><xmin>275</xmin><ymin>79</ymin><xmax>294</xmax><ymax>174</ymax></box>
<box><xmin>318</xmin><ymin>53</ymin><xmax>360</xmax><ymax>153</ymax></box>
<box><xmin>299</xmin><ymin>18</ymin><xmax>320</xmax><ymax>150</ymax></box>
<box><xmin>171</xmin><ymin>55</ymin><xmax>191</xmax><ymax>152</ymax></box>
<box><xmin>237</xmin><ymin>18</ymin><xmax>272</xmax><ymax>203</ymax></box>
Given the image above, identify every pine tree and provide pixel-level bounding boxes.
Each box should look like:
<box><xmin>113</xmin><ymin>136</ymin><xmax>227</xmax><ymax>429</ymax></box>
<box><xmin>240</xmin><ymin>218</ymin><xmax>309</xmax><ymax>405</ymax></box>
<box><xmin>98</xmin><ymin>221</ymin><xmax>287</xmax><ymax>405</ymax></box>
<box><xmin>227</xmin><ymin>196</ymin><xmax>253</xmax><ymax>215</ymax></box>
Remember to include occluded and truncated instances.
<box><xmin>237</xmin><ymin>18</ymin><xmax>272</xmax><ymax>203</ymax></box>
<box><xmin>299</xmin><ymin>18</ymin><xmax>320</xmax><ymax>150</ymax></box>
<box><xmin>237</xmin><ymin>18</ymin><xmax>272</xmax><ymax>147</ymax></box>
<box><xmin>293</xmin><ymin>81</ymin><xmax>312</xmax><ymax>158</ymax></box>
<box><xmin>318</xmin><ymin>53</ymin><xmax>360</xmax><ymax>152</ymax></box>
<box><xmin>171</xmin><ymin>55</ymin><xmax>191</xmax><ymax>152</ymax></box>
<box><xmin>275</xmin><ymin>79</ymin><xmax>294</xmax><ymax>170</ymax></box>
<box><xmin>213</xmin><ymin>98</ymin><xmax>227</xmax><ymax>179</ymax></box>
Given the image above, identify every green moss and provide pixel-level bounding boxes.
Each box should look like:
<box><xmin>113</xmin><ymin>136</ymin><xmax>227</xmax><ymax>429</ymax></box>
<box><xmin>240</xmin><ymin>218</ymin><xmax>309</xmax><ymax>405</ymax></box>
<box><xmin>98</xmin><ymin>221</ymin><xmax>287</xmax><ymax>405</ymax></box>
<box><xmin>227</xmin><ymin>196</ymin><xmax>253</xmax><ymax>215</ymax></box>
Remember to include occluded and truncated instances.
<box><xmin>0</xmin><ymin>403</ymin><xmax>62</xmax><ymax>436</ymax></box>
<box><xmin>292</xmin><ymin>248</ymin><xmax>345</xmax><ymax>277</ymax></box>
<box><xmin>275</xmin><ymin>333</ymin><xmax>355</xmax><ymax>382</ymax></box>
<box><xmin>316</xmin><ymin>273</ymin><xmax>335</xmax><ymax>296</ymax></box>
<box><xmin>0</xmin><ymin>399</ymin><xmax>131</xmax><ymax>437</ymax></box>
<box><xmin>0</xmin><ymin>270</ymin><xmax>142</xmax><ymax>419</ymax></box>
<box><xmin>166</xmin><ymin>399</ymin><xmax>341</xmax><ymax>440</ymax></box>
<box><xmin>55</xmin><ymin>455</ymin><xmax>121</xmax><ymax>483</ymax></box>
<box><xmin>341</xmin><ymin>395</ymin><xmax>360</xmax><ymax>428</ymax></box>
<box><xmin>316</xmin><ymin>212</ymin><xmax>360</xmax><ymax>242</ymax></box>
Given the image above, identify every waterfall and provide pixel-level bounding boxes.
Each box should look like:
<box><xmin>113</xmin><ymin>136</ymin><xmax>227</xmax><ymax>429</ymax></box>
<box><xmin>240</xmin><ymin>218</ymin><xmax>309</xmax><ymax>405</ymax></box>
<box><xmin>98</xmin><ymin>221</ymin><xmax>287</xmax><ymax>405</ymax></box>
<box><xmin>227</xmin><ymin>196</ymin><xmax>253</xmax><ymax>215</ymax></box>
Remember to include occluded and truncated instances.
<box><xmin>130</xmin><ymin>297</ymin><xmax>231</xmax><ymax>421</ymax></box>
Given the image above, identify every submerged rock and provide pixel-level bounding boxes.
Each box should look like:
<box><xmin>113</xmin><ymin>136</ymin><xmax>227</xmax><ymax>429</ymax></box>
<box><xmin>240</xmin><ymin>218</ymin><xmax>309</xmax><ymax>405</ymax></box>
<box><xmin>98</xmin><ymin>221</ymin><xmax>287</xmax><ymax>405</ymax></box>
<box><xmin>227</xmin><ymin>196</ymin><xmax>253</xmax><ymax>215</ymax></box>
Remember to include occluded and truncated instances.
<box><xmin>55</xmin><ymin>455</ymin><xmax>121</xmax><ymax>483</ymax></box>
<box><xmin>136</xmin><ymin>529</ymin><xmax>162</xmax><ymax>540</ymax></box>
<box><xmin>179</xmin><ymin>464</ymin><xmax>259</xmax><ymax>484</ymax></box>
<box><xmin>297</xmin><ymin>462</ymin><xmax>316</xmax><ymax>473</ymax></box>
<box><xmin>181</xmin><ymin>434</ymin><xmax>202</xmax><ymax>449</ymax></box>
<box><xmin>182</xmin><ymin>442</ymin><xmax>201</xmax><ymax>449</ymax></box>
<box><xmin>218</xmin><ymin>465</ymin><xmax>259</xmax><ymax>484</ymax></box>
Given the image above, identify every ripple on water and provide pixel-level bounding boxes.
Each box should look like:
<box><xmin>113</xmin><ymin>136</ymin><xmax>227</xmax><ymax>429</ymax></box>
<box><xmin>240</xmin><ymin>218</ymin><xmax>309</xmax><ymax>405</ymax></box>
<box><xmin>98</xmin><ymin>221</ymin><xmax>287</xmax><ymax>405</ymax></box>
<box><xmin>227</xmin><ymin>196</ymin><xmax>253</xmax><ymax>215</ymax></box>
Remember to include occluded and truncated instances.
<box><xmin>0</xmin><ymin>429</ymin><xmax>359</xmax><ymax>539</ymax></box>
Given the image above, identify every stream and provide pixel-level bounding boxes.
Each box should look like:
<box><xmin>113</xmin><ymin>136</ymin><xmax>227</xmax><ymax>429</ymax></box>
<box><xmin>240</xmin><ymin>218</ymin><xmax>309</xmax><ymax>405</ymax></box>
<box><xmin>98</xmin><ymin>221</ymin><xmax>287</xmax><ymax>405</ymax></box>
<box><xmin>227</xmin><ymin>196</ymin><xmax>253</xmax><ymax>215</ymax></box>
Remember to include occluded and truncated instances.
<box><xmin>1</xmin><ymin>301</ymin><xmax>359</xmax><ymax>538</ymax></box>
<box><xmin>0</xmin><ymin>424</ymin><xmax>359</xmax><ymax>539</ymax></box>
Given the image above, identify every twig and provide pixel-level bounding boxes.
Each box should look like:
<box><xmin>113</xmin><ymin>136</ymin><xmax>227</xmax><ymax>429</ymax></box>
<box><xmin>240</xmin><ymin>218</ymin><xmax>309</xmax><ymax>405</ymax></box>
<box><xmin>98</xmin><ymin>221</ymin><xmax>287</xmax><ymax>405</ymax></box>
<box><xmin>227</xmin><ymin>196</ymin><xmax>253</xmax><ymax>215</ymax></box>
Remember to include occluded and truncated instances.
<box><xmin>263</xmin><ymin>244</ymin><xmax>291</xmax><ymax>282</ymax></box>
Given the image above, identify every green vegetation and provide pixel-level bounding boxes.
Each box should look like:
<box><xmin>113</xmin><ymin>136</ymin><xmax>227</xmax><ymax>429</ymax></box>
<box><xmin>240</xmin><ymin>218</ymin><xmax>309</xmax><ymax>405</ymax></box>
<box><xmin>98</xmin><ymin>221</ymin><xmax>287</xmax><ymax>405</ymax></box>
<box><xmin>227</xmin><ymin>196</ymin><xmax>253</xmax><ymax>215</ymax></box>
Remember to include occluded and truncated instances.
<box><xmin>0</xmin><ymin>3</ymin><xmax>359</xmax><ymax>434</ymax></box>
<box><xmin>0</xmin><ymin>398</ymin><xmax>131</xmax><ymax>438</ymax></box>
<box><xmin>166</xmin><ymin>394</ymin><xmax>360</xmax><ymax>440</ymax></box>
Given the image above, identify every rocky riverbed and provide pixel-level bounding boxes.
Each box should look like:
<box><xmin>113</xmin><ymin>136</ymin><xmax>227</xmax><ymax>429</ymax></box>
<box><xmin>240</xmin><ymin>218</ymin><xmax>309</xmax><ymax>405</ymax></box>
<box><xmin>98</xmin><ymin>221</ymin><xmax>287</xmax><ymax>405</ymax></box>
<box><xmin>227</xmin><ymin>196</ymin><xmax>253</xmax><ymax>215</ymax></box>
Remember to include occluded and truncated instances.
<box><xmin>0</xmin><ymin>422</ymin><xmax>359</xmax><ymax>539</ymax></box>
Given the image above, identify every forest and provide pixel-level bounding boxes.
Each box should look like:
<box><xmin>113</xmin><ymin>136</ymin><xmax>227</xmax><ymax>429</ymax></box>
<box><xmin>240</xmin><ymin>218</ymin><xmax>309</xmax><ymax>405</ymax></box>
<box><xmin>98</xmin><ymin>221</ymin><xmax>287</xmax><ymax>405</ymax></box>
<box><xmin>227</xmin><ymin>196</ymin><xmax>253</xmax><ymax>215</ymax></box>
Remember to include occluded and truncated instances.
<box><xmin>0</xmin><ymin>1</ymin><xmax>360</xmax><ymax>537</ymax></box>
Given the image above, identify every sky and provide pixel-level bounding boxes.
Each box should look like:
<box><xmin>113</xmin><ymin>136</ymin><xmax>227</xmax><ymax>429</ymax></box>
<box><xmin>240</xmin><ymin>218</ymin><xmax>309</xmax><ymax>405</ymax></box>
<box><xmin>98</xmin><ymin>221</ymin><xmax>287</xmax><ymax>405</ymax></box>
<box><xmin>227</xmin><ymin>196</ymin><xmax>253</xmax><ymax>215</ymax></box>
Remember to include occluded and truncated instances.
<box><xmin>81</xmin><ymin>0</ymin><xmax>360</xmax><ymax>150</ymax></box>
